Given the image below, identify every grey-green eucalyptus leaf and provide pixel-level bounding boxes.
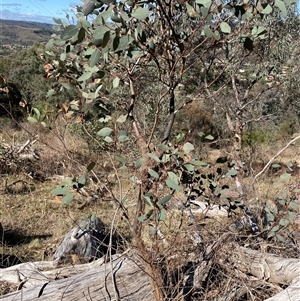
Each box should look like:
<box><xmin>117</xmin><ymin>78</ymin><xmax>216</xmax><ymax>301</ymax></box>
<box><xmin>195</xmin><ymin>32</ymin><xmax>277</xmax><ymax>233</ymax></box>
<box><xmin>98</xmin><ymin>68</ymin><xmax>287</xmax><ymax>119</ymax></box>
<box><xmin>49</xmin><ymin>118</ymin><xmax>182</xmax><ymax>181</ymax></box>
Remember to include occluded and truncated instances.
<box><xmin>226</xmin><ymin>169</ymin><xmax>238</xmax><ymax>177</ymax></box>
<box><xmin>93</xmin><ymin>26</ymin><xmax>110</xmax><ymax>40</ymax></box>
<box><xmin>61</xmin><ymin>25</ymin><xmax>78</xmax><ymax>40</ymax></box>
<box><xmin>132</xmin><ymin>7</ymin><xmax>150</xmax><ymax>20</ymax></box>
<box><xmin>135</xmin><ymin>158</ymin><xmax>143</xmax><ymax>169</ymax></box>
<box><xmin>62</xmin><ymin>193</ymin><xmax>75</xmax><ymax>206</ymax></box>
<box><xmin>166</xmin><ymin>178</ymin><xmax>182</xmax><ymax>191</ymax></box>
<box><xmin>117</xmin><ymin>114</ymin><xmax>127</xmax><ymax>123</ymax></box>
<box><xmin>220</xmin><ymin>22</ymin><xmax>231</xmax><ymax>34</ymax></box>
<box><xmin>158</xmin><ymin>194</ymin><xmax>173</xmax><ymax>205</ymax></box>
<box><xmin>202</xmin><ymin>25</ymin><xmax>213</xmax><ymax>37</ymax></box>
<box><xmin>118</xmin><ymin>134</ymin><xmax>128</xmax><ymax>142</ymax></box>
<box><xmin>183</xmin><ymin>142</ymin><xmax>195</xmax><ymax>154</ymax></box>
<box><xmin>260</xmin><ymin>4</ymin><xmax>273</xmax><ymax>14</ymax></box>
<box><xmin>148</xmin><ymin>169</ymin><xmax>159</xmax><ymax>179</ymax></box>
<box><xmin>28</xmin><ymin>116</ymin><xmax>38</xmax><ymax>124</ymax></box>
<box><xmin>102</xmin><ymin>31</ymin><xmax>110</xmax><ymax>48</ymax></box>
<box><xmin>196</xmin><ymin>0</ymin><xmax>212</xmax><ymax>6</ymax></box>
<box><xmin>275</xmin><ymin>0</ymin><xmax>287</xmax><ymax>17</ymax></box>
<box><xmin>113</xmin><ymin>77</ymin><xmax>120</xmax><ymax>88</ymax></box>
<box><xmin>78</xmin><ymin>71</ymin><xmax>93</xmax><ymax>81</ymax></box>
<box><xmin>78</xmin><ymin>175</ymin><xmax>87</xmax><ymax>187</ymax></box>
<box><xmin>280</xmin><ymin>173</ymin><xmax>291</xmax><ymax>182</ymax></box>
<box><xmin>90</xmin><ymin>49</ymin><xmax>101</xmax><ymax>67</ymax></box>
<box><xmin>147</xmin><ymin>153</ymin><xmax>161</xmax><ymax>162</ymax></box>
<box><xmin>87</xmin><ymin>162</ymin><xmax>96</xmax><ymax>172</ymax></box>
<box><xmin>186</xmin><ymin>2</ymin><xmax>201</xmax><ymax>18</ymax></box>
<box><xmin>97</xmin><ymin>127</ymin><xmax>113</xmax><ymax>137</ymax></box>
<box><xmin>157</xmin><ymin>208</ymin><xmax>166</xmax><ymax>221</ymax></box>
<box><xmin>51</xmin><ymin>186</ymin><xmax>69</xmax><ymax>196</ymax></box>
<box><xmin>104</xmin><ymin>136</ymin><xmax>113</xmax><ymax>143</ymax></box>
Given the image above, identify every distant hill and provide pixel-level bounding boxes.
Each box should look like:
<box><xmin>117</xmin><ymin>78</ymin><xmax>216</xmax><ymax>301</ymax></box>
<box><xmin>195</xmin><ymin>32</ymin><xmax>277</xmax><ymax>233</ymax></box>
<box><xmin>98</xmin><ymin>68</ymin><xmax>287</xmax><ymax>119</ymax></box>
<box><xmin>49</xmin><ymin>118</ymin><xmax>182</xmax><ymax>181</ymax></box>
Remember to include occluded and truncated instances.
<box><xmin>0</xmin><ymin>19</ymin><xmax>54</xmax><ymax>46</ymax></box>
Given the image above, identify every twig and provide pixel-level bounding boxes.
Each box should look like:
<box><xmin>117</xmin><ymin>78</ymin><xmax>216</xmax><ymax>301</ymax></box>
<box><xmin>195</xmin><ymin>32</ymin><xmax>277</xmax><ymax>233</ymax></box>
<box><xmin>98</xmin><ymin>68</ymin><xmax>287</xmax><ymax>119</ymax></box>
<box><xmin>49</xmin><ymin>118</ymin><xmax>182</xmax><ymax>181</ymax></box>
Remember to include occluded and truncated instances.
<box><xmin>252</xmin><ymin>133</ymin><xmax>300</xmax><ymax>184</ymax></box>
<box><xmin>109</xmin><ymin>205</ymin><xmax>121</xmax><ymax>301</ymax></box>
<box><xmin>82</xmin><ymin>124</ymin><xmax>104</xmax><ymax>150</ymax></box>
<box><xmin>161</xmin><ymin>86</ymin><xmax>176</xmax><ymax>144</ymax></box>
<box><xmin>184</xmin><ymin>188</ymin><xmax>202</xmax><ymax>245</ymax></box>
<box><xmin>147</xmin><ymin>88</ymin><xmax>169</xmax><ymax>147</ymax></box>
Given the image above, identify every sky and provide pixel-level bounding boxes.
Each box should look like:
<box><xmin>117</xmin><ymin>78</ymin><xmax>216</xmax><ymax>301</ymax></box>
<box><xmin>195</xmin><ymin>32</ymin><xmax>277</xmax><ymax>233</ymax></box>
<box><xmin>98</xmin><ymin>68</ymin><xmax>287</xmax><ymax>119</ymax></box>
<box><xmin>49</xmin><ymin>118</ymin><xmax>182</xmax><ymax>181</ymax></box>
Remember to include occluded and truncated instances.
<box><xmin>0</xmin><ymin>0</ymin><xmax>299</xmax><ymax>24</ymax></box>
<box><xmin>0</xmin><ymin>0</ymin><xmax>81</xmax><ymax>24</ymax></box>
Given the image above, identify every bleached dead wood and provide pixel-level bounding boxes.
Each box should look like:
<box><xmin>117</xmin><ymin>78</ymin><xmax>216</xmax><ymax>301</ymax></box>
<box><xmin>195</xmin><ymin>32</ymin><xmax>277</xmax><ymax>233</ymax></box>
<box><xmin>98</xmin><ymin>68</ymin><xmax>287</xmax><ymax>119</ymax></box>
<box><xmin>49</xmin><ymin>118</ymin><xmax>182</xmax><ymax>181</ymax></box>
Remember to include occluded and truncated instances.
<box><xmin>0</xmin><ymin>258</ymin><xmax>116</xmax><ymax>288</ymax></box>
<box><xmin>0</xmin><ymin>251</ymin><xmax>155</xmax><ymax>301</ymax></box>
<box><xmin>53</xmin><ymin>217</ymin><xmax>109</xmax><ymax>261</ymax></box>
<box><xmin>264</xmin><ymin>278</ymin><xmax>300</xmax><ymax>301</ymax></box>
<box><xmin>174</xmin><ymin>199</ymin><xmax>228</xmax><ymax>218</ymax></box>
<box><xmin>218</xmin><ymin>245</ymin><xmax>300</xmax><ymax>301</ymax></box>
<box><xmin>1</xmin><ymin>244</ymin><xmax>299</xmax><ymax>301</ymax></box>
<box><xmin>229</xmin><ymin>246</ymin><xmax>300</xmax><ymax>285</ymax></box>
<box><xmin>190</xmin><ymin>200</ymin><xmax>228</xmax><ymax>217</ymax></box>
<box><xmin>253</xmin><ymin>133</ymin><xmax>300</xmax><ymax>183</ymax></box>
<box><xmin>1</xmin><ymin>217</ymin><xmax>299</xmax><ymax>301</ymax></box>
<box><xmin>1</xmin><ymin>138</ymin><xmax>39</xmax><ymax>160</ymax></box>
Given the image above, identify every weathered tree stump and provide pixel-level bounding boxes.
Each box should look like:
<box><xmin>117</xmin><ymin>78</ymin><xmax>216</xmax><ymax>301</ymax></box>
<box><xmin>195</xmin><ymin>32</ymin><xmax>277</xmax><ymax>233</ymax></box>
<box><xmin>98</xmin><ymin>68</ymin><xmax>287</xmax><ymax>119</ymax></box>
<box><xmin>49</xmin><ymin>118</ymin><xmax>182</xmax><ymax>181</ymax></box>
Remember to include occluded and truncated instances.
<box><xmin>53</xmin><ymin>216</ymin><xmax>118</xmax><ymax>262</ymax></box>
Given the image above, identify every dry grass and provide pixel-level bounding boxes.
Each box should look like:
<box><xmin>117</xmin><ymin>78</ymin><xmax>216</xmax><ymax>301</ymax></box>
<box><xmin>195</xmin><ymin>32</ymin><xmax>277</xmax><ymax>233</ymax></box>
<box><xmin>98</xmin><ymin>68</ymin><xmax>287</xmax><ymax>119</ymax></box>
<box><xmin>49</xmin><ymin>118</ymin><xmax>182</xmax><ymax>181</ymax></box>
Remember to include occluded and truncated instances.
<box><xmin>0</xmin><ymin>121</ymin><xmax>125</xmax><ymax>266</ymax></box>
<box><xmin>0</xmin><ymin>178</ymin><xmax>117</xmax><ymax>261</ymax></box>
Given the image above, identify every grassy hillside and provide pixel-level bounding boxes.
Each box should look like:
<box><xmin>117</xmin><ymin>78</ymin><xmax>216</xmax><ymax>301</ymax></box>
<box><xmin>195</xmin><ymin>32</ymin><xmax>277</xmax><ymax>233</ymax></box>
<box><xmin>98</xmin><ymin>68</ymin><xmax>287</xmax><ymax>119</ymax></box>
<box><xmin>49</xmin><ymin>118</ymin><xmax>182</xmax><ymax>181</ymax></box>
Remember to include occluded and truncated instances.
<box><xmin>0</xmin><ymin>19</ymin><xmax>53</xmax><ymax>46</ymax></box>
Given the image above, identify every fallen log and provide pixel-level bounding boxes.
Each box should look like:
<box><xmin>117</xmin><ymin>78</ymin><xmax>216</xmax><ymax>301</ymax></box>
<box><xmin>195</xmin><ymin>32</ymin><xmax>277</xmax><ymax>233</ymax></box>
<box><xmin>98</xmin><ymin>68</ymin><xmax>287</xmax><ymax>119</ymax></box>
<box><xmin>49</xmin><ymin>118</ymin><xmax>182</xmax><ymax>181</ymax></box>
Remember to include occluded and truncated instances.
<box><xmin>0</xmin><ymin>251</ymin><xmax>155</xmax><ymax>301</ymax></box>
<box><xmin>216</xmin><ymin>244</ymin><xmax>300</xmax><ymax>301</ymax></box>
<box><xmin>1</xmin><ymin>211</ymin><xmax>299</xmax><ymax>301</ymax></box>
<box><xmin>229</xmin><ymin>246</ymin><xmax>300</xmax><ymax>285</ymax></box>
<box><xmin>264</xmin><ymin>278</ymin><xmax>300</xmax><ymax>301</ymax></box>
<box><xmin>1</xmin><ymin>243</ymin><xmax>299</xmax><ymax>300</ymax></box>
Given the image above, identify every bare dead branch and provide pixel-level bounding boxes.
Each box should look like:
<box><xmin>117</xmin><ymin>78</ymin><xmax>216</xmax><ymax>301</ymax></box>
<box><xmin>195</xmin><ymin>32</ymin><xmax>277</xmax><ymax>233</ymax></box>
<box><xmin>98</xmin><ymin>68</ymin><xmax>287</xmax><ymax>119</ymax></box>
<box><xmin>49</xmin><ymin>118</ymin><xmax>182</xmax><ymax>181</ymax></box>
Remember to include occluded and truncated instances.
<box><xmin>252</xmin><ymin>133</ymin><xmax>300</xmax><ymax>184</ymax></box>
<box><xmin>147</xmin><ymin>88</ymin><xmax>169</xmax><ymax>147</ymax></box>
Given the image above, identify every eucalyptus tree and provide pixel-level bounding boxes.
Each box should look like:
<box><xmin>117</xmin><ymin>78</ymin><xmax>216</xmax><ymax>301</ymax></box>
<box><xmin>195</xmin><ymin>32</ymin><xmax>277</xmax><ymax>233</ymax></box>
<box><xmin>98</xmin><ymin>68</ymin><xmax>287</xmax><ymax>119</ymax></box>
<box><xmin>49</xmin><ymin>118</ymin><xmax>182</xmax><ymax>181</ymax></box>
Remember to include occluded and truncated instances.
<box><xmin>45</xmin><ymin>0</ymin><xmax>296</xmax><ymax>298</ymax></box>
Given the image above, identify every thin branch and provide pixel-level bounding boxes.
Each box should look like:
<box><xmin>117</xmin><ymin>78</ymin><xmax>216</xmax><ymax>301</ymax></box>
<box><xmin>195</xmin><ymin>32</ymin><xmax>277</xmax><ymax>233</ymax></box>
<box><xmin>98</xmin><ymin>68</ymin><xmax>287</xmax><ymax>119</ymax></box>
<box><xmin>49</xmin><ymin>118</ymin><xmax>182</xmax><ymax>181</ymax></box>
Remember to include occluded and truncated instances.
<box><xmin>109</xmin><ymin>205</ymin><xmax>121</xmax><ymax>301</ymax></box>
<box><xmin>242</xmin><ymin>114</ymin><xmax>274</xmax><ymax>126</ymax></box>
<box><xmin>128</xmin><ymin>75</ymin><xmax>148</xmax><ymax>158</ymax></box>
<box><xmin>239</xmin><ymin>89</ymin><xmax>266</xmax><ymax>112</ymax></box>
<box><xmin>243</xmin><ymin>66</ymin><xmax>274</xmax><ymax>101</ymax></box>
<box><xmin>155</xmin><ymin>0</ymin><xmax>184</xmax><ymax>54</ymax></box>
<box><xmin>161</xmin><ymin>86</ymin><xmax>176</xmax><ymax>144</ymax></box>
<box><xmin>252</xmin><ymin>134</ymin><xmax>300</xmax><ymax>184</ymax></box>
<box><xmin>147</xmin><ymin>88</ymin><xmax>169</xmax><ymax>147</ymax></box>
<box><xmin>82</xmin><ymin>124</ymin><xmax>105</xmax><ymax>150</ymax></box>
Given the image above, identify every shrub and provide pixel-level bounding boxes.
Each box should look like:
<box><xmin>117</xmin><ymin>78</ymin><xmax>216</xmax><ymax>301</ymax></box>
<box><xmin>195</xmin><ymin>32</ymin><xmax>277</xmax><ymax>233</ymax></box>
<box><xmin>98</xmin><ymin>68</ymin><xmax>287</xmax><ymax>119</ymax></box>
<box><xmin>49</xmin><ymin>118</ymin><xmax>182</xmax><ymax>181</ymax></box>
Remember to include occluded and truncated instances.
<box><xmin>242</xmin><ymin>130</ymin><xmax>274</xmax><ymax>146</ymax></box>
